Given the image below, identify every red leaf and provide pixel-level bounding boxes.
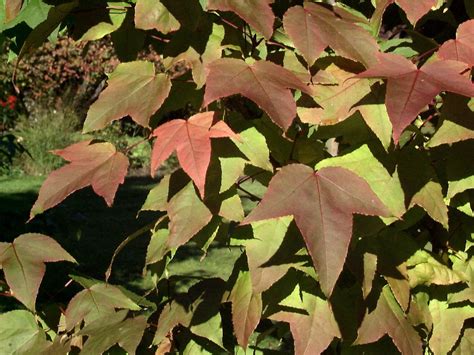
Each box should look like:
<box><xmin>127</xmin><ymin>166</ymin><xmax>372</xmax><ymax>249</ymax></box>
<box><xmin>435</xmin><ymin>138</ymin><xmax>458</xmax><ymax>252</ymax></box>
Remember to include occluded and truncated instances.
<box><xmin>151</xmin><ymin>112</ymin><xmax>237</xmax><ymax>197</ymax></box>
<box><xmin>204</xmin><ymin>59</ymin><xmax>311</xmax><ymax>131</ymax></box>
<box><xmin>438</xmin><ymin>20</ymin><xmax>474</xmax><ymax>67</ymax></box>
<box><xmin>395</xmin><ymin>0</ymin><xmax>436</xmax><ymax>24</ymax></box>
<box><xmin>358</xmin><ymin>53</ymin><xmax>474</xmax><ymax>143</ymax></box>
<box><xmin>283</xmin><ymin>3</ymin><xmax>379</xmax><ymax>66</ymax></box>
<box><xmin>242</xmin><ymin>164</ymin><xmax>390</xmax><ymax>297</ymax></box>
<box><xmin>31</xmin><ymin>141</ymin><xmax>129</xmax><ymax>218</ymax></box>
<box><xmin>207</xmin><ymin>0</ymin><xmax>275</xmax><ymax>39</ymax></box>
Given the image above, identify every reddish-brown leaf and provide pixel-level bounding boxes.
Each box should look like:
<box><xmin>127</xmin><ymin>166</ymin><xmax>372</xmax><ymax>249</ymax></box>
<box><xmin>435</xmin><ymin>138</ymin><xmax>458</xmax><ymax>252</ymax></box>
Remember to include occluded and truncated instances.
<box><xmin>151</xmin><ymin>112</ymin><xmax>237</xmax><ymax>197</ymax></box>
<box><xmin>242</xmin><ymin>164</ymin><xmax>389</xmax><ymax>297</ymax></box>
<box><xmin>206</xmin><ymin>0</ymin><xmax>275</xmax><ymax>39</ymax></box>
<box><xmin>204</xmin><ymin>59</ymin><xmax>311</xmax><ymax>131</ymax></box>
<box><xmin>373</xmin><ymin>0</ymin><xmax>435</xmax><ymax>24</ymax></box>
<box><xmin>0</xmin><ymin>234</ymin><xmax>76</xmax><ymax>310</ymax></box>
<box><xmin>358</xmin><ymin>53</ymin><xmax>474</xmax><ymax>143</ymax></box>
<box><xmin>438</xmin><ymin>20</ymin><xmax>474</xmax><ymax>67</ymax></box>
<box><xmin>31</xmin><ymin>141</ymin><xmax>129</xmax><ymax>218</ymax></box>
<box><xmin>355</xmin><ymin>286</ymin><xmax>422</xmax><ymax>354</ymax></box>
<box><xmin>283</xmin><ymin>3</ymin><xmax>379</xmax><ymax>67</ymax></box>
<box><xmin>5</xmin><ymin>0</ymin><xmax>23</xmax><ymax>22</ymax></box>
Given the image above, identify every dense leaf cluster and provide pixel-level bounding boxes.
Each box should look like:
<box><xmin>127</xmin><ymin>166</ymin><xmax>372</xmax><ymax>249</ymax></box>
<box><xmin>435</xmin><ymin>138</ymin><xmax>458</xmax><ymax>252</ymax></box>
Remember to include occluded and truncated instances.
<box><xmin>1</xmin><ymin>0</ymin><xmax>474</xmax><ymax>354</ymax></box>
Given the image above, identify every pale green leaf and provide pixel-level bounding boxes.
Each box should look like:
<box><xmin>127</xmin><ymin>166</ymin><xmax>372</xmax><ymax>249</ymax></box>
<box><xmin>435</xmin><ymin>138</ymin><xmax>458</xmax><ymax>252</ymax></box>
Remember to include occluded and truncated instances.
<box><xmin>409</xmin><ymin>181</ymin><xmax>448</xmax><ymax>228</ymax></box>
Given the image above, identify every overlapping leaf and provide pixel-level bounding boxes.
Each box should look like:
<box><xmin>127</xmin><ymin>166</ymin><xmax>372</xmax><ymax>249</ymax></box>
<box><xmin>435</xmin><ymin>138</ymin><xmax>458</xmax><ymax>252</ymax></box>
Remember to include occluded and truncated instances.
<box><xmin>438</xmin><ymin>20</ymin><xmax>474</xmax><ymax>67</ymax></box>
<box><xmin>206</xmin><ymin>0</ymin><xmax>275</xmax><ymax>39</ymax></box>
<box><xmin>0</xmin><ymin>234</ymin><xmax>76</xmax><ymax>310</ymax></box>
<box><xmin>5</xmin><ymin>0</ymin><xmax>23</xmax><ymax>23</ymax></box>
<box><xmin>204</xmin><ymin>59</ymin><xmax>311</xmax><ymax>131</ymax></box>
<box><xmin>83</xmin><ymin>61</ymin><xmax>171</xmax><ymax>132</ymax></box>
<box><xmin>358</xmin><ymin>52</ymin><xmax>474</xmax><ymax>142</ymax></box>
<box><xmin>31</xmin><ymin>140</ymin><xmax>129</xmax><ymax>218</ymax></box>
<box><xmin>283</xmin><ymin>3</ymin><xmax>379</xmax><ymax>67</ymax></box>
<box><xmin>373</xmin><ymin>0</ymin><xmax>436</xmax><ymax>25</ymax></box>
<box><xmin>355</xmin><ymin>286</ymin><xmax>422</xmax><ymax>354</ymax></box>
<box><xmin>151</xmin><ymin>112</ymin><xmax>237</xmax><ymax>197</ymax></box>
<box><xmin>242</xmin><ymin>164</ymin><xmax>390</xmax><ymax>296</ymax></box>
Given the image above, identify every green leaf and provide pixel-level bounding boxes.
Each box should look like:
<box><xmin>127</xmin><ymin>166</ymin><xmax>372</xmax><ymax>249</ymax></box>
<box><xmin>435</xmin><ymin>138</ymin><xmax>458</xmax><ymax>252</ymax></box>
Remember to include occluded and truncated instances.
<box><xmin>1</xmin><ymin>0</ymin><xmax>51</xmax><ymax>32</ymax></box>
<box><xmin>78</xmin><ymin>310</ymin><xmax>147</xmax><ymax>355</ymax></box>
<box><xmin>409</xmin><ymin>181</ymin><xmax>448</xmax><ymax>228</ymax></box>
<box><xmin>406</xmin><ymin>250</ymin><xmax>466</xmax><ymax>288</ymax></box>
<box><xmin>65</xmin><ymin>283</ymin><xmax>140</xmax><ymax>330</ymax></box>
<box><xmin>0</xmin><ymin>310</ymin><xmax>49</xmax><ymax>354</ymax></box>
<box><xmin>355</xmin><ymin>286</ymin><xmax>422</xmax><ymax>354</ymax></box>
<box><xmin>0</xmin><ymin>233</ymin><xmax>76</xmax><ymax>310</ymax></box>
<box><xmin>231</xmin><ymin>127</ymin><xmax>273</xmax><ymax>172</ymax></box>
<box><xmin>316</xmin><ymin>145</ymin><xmax>405</xmax><ymax>219</ymax></box>
<box><xmin>78</xmin><ymin>3</ymin><xmax>128</xmax><ymax>41</ymax></box>
<box><xmin>429</xmin><ymin>300</ymin><xmax>474</xmax><ymax>355</ymax></box>
<box><xmin>229</xmin><ymin>270</ymin><xmax>262</xmax><ymax>348</ymax></box>
<box><xmin>83</xmin><ymin>61</ymin><xmax>171</xmax><ymax>132</ymax></box>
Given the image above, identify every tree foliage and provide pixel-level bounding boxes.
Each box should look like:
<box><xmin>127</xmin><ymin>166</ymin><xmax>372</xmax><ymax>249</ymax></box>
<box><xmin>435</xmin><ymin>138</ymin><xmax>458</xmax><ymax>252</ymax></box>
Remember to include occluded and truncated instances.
<box><xmin>1</xmin><ymin>0</ymin><xmax>474</xmax><ymax>353</ymax></box>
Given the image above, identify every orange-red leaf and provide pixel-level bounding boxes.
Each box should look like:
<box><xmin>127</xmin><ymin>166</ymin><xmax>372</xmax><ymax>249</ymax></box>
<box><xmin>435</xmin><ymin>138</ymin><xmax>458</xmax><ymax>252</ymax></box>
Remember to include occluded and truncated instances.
<box><xmin>151</xmin><ymin>112</ymin><xmax>237</xmax><ymax>197</ymax></box>
<box><xmin>204</xmin><ymin>59</ymin><xmax>311</xmax><ymax>131</ymax></box>
<box><xmin>358</xmin><ymin>53</ymin><xmax>474</xmax><ymax>143</ymax></box>
<box><xmin>31</xmin><ymin>141</ymin><xmax>129</xmax><ymax>218</ymax></box>
<box><xmin>283</xmin><ymin>3</ymin><xmax>379</xmax><ymax>66</ymax></box>
<box><xmin>438</xmin><ymin>20</ymin><xmax>474</xmax><ymax>67</ymax></box>
<box><xmin>207</xmin><ymin>0</ymin><xmax>275</xmax><ymax>39</ymax></box>
<box><xmin>242</xmin><ymin>164</ymin><xmax>390</xmax><ymax>297</ymax></box>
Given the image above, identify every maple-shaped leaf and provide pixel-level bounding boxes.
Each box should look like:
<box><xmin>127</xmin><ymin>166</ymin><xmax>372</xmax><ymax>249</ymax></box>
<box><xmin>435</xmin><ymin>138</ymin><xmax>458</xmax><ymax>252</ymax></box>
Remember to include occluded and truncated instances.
<box><xmin>206</xmin><ymin>0</ymin><xmax>275</xmax><ymax>39</ymax></box>
<box><xmin>65</xmin><ymin>283</ymin><xmax>140</xmax><ymax>331</ymax></box>
<box><xmin>83</xmin><ymin>61</ymin><xmax>171</xmax><ymax>132</ymax></box>
<box><xmin>204</xmin><ymin>59</ymin><xmax>311</xmax><ymax>131</ymax></box>
<box><xmin>151</xmin><ymin>112</ymin><xmax>237</xmax><ymax>197</ymax></box>
<box><xmin>270</xmin><ymin>292</ymin><xmax>341</xmax><ymax>355</ymax></box>
<box><xmin>438</xmin><ymin>20</ymin><xmax>474</xmax><ymax>67</ymax></box>
<box><xmin>229</xmin><ymin>270</ymin><xmax>262</xmax><ymax>348</ymax></box>
<box><xmin>0</xmin><ymin>234</ymin><xmax>76</xmax><ymax>310</ymax></box>
<box><xmin>355</xmin><ymin>286</ymin><xmax>422</xmax><ymax>354</ymax></box>
<box><xmin>31</xmin><ymin>140</ymin><xmax>129</xmax><ymax>218</ymax></box>
<box><xmin>358</xmin><ymin>52</ymin><xmax>474</xmax><ymax>143</ymax></box>
<box><xmin>283</xmin><ymin>3</ymin><xmax>379</xmax><ymax>67</ymax></box>
<box><xmin>242</xmin><ymin>164</ymin><xmax>390</xmax><ymax>296</ymax></box>
<box><xmin>134</xmin><ymin>0</ymin><xmax>180</xmax><ymax>34</ymax></box>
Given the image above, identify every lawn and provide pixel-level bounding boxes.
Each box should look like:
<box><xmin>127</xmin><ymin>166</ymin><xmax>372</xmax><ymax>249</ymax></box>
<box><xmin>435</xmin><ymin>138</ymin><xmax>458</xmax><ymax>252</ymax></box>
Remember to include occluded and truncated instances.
<box><xmin>0</xmin><ymin>174</ymin><xmax>242</xmax><ymax>311</ymax></box>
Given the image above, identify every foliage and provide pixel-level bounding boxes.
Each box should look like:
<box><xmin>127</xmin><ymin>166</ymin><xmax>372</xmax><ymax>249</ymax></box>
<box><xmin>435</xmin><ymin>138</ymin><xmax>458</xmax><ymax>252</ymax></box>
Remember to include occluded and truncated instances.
<box><xmin>1</xmin><ymin>0</ymin><xmax>474</xmax><ymax>354</ymax></box>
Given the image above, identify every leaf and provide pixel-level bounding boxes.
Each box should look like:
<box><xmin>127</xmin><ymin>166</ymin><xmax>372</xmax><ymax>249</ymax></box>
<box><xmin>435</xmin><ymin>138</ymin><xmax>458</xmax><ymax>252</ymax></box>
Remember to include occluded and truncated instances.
<box><xmin>231</xmin><ymin>127</ymin><xmax>273</xmax><ymax>172</ymax></box>
<box><xmin>394</xmin><ymin>0</ymin><xmax>436</xmax><ymax>24</ymax></box>
<box><xmin>206</xmin><ymin>0</ymin><xmax>275</xmax><ymax>39</ymax></box>
<box><xmin>355</xmin><ymin>286</ymin><xmax>423</xmax><ymax>354</ymax></box>
<box><xmin>30</xmin><ymin>140</ymin><xmax>129</xmax><ymax>218</ymax></box>
<box><xmin>79</xmin><ymin>311</ymin><xmax>147</xmax><ymax>355</ymax></box>
<box><xmin>65</xmin><ymin>283</ymin><xmax>140</xmax><ymax>331</ymax></box>
<box><xmin>429</xmin><ymin>300</ymin><xmax>474</xmax><ymax>355</ymax></box>
<box><xmin>204</xmin><ymin>59</ymin><xmax>311</xmax><ymax>131</ymax></box>
<box><xmin>0</xmin><ymin>310</ymin><xmax>49</xmax><ymax>354</ymax></box>
<box><xmin>135</xmin><ymin>0</ymin><xmax>180</xmax><ymax>34</ymax></box>
<box><xmin>270</xmin><ymin>292</ymin><xmax>341</xmax><ymax>355</ymax></box>
<box><xmin>316</xmin><ymin>144</ymin><xmax>405</xmax><ymax>219</ymax></box>
<box><xmin>283</xmin><ymin>3</ymin><xmax>379</xmax><ymax>67</ymax></box>
<box><xmin>428</xmin><ymin>95</ymin><xmax>474</xmax><ymax>147</ymax></box>
<box><xmin>151</xmin><ymin>112</ymin><xmax>238</xmax><ymax>197</ymax></box>
<box><xmin>302</xmin><ymin>64</ymin><xmax>392</xmax><ymax>149</ymax></box>
<box><xmin>154</xmin><ymin>301</ymin><xmax>192</xmax><ymax>345</ymax></box>
<box><xmin>358</xmin><ymin>52</ymin><xmax>474</xmax><ymax>143</ymax></box>
<box><xmin>438</xmin><ymin>20</ymin><xmax>474</xmax><ymax>66</ymax></box>
<box><xmin>166</xmin><ymin>182</ymin><xmax>213</xmax><ymax>249</ymax></box>
<box><xmin>83</xmin><ymin>61</ymin><xmax>171</xmax><ymax>132</ymax></box>
<box><xmin>409</xmin><ymin>181</ymin><xmax>448</xmax><ymax>228</ymax></box>
<box><xmin>242</xmin><ymin>164</ymin><xmax>390</xmax><ymax>296</ymax></box>
<box><xmin>0</xmin><ymin>234</ymin><xmax>76</xmax><ymax>310</ymax></box>
<box><xmin>229</xmin><ymin>270</ymin><xmax>262</xmax><ymax>348</ymax></box>
<box><xmin>5</xmin><ymin>0</ymin><xmax>23</xmax><ymax>23</ymax></box>
<box><xmin>78</xmin><ymin>3</ymin><xmax>128</xmax><ymax>41</ymax></box>
<box><xmin>406</xmin><ymin>250</ymin><xmax>466</xmax><ymax>288</ymax></box>
<box><xmin>453</xmin><ymin>328</ymin><xmax>474</xmax><ymax>354</ymax></box>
